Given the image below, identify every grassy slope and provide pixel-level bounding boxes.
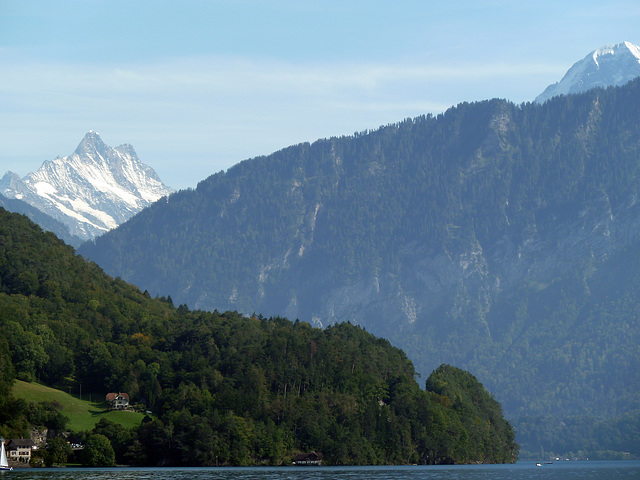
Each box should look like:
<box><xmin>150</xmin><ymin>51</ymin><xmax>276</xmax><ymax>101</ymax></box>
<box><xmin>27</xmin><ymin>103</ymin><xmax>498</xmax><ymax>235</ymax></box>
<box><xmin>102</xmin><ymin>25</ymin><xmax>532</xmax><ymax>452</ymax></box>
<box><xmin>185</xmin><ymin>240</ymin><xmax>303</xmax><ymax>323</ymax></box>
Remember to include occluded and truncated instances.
<box><xmin>12</xmin><ymin>380</ymin><xmax>146</xmax><ymax>432</ymax></box>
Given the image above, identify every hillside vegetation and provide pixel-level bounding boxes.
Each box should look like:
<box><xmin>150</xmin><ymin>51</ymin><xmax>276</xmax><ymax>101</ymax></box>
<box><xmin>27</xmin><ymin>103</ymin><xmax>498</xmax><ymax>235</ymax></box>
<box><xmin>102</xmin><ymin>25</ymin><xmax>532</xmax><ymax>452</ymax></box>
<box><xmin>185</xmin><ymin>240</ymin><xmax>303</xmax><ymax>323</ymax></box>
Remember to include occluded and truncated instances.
<box><xmin>79</xmin><ymin>79</ymin><xmax>640</xmax><ymax>456</ymax></box>
<box><xmin>11</xmin><ymin>381</ymin><xmax>146</xmax><ymax>431</ymax></box>
<box><xmin>0</xmin><ymin>208</ymin><xmax>517</xmax><ymax>465</ymax></box>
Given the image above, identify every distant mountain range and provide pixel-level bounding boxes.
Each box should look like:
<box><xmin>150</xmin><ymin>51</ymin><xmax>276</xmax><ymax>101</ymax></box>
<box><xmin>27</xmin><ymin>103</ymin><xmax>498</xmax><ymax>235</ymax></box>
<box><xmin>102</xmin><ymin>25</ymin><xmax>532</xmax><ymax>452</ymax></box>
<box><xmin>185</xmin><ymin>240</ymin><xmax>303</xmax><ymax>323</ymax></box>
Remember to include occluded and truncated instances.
<box><xmin>6</xmin><ymin>43</ymin><xmax>639</xmax><ymax>246</ymax></box>
<box><xmin>6</xmin><ymin>43</ymin><xmax>640</xmax><ymax>456</ymax></box>
<box><xmin>535</xmin><ymin>41</ymin><xmax>640</xmax><ymax>103</ymax></box>
<box><xmin>0</xmin><ymin>131</ymin><xmax>173</xmax><ymax>243</ymax></box>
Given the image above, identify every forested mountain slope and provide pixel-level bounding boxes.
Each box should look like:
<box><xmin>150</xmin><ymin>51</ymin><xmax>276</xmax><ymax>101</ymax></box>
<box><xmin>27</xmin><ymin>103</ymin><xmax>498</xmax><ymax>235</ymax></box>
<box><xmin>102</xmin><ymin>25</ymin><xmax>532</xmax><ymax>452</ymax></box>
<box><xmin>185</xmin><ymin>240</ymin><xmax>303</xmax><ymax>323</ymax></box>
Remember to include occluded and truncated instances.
<box><xmin>0</xmin><ymin>208</ymin><xmax>517</xmax><ymax>465</ymax></box>
<box><xmin>80</xmin><ymin>79</ymin><xmax>640</xmax><ymax>454</ymax></box>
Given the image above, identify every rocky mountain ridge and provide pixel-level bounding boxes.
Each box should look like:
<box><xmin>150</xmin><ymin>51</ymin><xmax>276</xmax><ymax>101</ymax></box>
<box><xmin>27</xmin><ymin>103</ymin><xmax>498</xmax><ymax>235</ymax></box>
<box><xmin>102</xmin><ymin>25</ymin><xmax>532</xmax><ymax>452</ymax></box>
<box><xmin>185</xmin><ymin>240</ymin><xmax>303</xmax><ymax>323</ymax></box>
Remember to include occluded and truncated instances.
<box><xmin>0</xmin><ymin>131</ymin><xmax>173</xmax><ymax>242</ymax></box>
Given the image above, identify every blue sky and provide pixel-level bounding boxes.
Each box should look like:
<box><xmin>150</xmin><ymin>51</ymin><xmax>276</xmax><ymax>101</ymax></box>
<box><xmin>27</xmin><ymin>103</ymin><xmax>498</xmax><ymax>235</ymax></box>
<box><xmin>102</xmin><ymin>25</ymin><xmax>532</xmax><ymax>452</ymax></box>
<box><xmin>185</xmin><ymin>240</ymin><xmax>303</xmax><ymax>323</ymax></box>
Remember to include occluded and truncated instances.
<box><xmin>1</xmin><ymin>1</ymin><xmax>639</xmax><ymax>189</ymax></box>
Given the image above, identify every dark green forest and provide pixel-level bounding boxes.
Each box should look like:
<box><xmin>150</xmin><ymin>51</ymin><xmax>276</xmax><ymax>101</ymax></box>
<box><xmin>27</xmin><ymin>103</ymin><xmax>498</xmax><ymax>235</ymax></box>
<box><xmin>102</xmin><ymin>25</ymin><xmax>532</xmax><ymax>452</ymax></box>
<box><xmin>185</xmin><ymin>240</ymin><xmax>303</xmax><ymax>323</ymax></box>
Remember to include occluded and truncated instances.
<box><xmin>0</xmin><ymin>208</ymin><xmax>517</xmax><ymax>465</ymax></box>
<box><xmin>79</xmin><ymin>79</ymin><xmax>640</xmax><ymax>456</ymax></box>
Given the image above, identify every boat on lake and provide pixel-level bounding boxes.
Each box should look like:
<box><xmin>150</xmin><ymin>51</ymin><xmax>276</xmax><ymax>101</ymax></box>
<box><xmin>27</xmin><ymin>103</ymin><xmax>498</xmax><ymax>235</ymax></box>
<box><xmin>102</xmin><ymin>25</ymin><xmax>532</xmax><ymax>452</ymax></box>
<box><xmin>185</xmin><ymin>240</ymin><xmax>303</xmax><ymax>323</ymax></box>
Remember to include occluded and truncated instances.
<box><xmin>0</xmin><ymin>438</ymin><xmax>13</xmax><ymax>471</ymax></box>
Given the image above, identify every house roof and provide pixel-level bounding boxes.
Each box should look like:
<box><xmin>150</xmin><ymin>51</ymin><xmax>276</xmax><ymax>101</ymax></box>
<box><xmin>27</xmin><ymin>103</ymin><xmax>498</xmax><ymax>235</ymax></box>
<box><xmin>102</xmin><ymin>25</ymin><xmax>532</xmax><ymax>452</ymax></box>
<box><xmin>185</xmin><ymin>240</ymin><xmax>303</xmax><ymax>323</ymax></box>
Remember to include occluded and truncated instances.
<box><xmin>6</xmin><ymin>439</ymin><xmax>35</xmax><ymax>449</ymax></box>
<box><xmin>106</xmin><ymin>392</ymin><xmax>130</xmax><ymax>401</ymax></box>
<box><xmin>294</xmin><ymin>451</ymin><xmax>322</xmax><ymax>461</ymax></box>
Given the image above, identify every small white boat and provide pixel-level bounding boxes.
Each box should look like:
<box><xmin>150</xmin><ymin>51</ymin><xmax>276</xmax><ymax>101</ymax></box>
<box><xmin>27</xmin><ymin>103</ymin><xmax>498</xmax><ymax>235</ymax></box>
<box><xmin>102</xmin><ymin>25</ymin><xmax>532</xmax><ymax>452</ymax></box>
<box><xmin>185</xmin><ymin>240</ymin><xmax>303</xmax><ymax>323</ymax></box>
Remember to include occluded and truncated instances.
<box><xmin>0</xmin><ymin>438</ymin><xmax>12</xmax><ymax>471</ymax></box>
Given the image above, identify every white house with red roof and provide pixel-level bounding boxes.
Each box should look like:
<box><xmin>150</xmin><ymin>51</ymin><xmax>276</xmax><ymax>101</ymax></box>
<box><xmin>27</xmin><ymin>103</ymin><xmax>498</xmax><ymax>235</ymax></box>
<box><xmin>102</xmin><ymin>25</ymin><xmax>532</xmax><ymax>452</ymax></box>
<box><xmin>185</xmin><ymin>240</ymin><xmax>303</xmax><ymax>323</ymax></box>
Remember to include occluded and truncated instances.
<box><xmin>105</xmin><ymin>392</ymin><xmax>130</xmax><ymax>410</ymax></box>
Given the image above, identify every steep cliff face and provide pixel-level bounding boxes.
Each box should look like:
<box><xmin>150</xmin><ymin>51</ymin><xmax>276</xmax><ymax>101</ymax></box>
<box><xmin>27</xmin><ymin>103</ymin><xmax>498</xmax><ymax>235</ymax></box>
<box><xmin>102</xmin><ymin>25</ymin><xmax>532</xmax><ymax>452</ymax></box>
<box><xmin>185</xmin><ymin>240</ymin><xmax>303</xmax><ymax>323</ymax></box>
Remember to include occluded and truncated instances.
<box><xmin>80</xmin><ymin>80</ymin><xmax>640</xmax><ymax>422</ymax></box>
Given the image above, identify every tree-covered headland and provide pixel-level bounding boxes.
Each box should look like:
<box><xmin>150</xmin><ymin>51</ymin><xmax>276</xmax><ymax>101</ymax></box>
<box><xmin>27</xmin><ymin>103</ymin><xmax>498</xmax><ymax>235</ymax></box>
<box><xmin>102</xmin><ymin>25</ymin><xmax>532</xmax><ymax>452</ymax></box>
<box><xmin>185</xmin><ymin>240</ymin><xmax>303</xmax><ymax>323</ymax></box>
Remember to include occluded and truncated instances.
<box><xmin>0</xmin><ymin>208</ymin><xmax>517</xmax><ymax>465</ymax></box>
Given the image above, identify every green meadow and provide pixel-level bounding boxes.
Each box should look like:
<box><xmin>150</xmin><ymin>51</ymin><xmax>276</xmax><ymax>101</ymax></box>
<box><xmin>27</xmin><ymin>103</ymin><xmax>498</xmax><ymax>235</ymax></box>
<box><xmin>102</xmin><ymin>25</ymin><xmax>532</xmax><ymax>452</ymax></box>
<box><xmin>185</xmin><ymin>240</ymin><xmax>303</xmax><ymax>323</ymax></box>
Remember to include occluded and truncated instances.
<box><xmin>12</xmin><ymin>380</ymin><xmax>147</xmax><ymax>432</ymax></box>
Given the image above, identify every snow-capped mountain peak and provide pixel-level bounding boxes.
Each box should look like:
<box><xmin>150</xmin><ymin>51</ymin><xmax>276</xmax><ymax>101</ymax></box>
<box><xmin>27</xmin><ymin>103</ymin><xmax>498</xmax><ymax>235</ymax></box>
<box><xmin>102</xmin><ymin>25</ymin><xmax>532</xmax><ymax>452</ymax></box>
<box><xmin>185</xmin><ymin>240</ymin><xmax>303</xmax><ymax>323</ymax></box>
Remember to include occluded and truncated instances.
<box><xmin>74</xmin><ymin>130</ymin><xmax>109</xmax><ymax>157</ymax></box>
<box><xmin>535</xmin><ymin>41</ymin><xmax>640</xmax><ymax>104</ymax></box>
<box><xmin>0</xmin><ymin>132</ymin><xmax>174</xmax><ymax>242</ymax></box>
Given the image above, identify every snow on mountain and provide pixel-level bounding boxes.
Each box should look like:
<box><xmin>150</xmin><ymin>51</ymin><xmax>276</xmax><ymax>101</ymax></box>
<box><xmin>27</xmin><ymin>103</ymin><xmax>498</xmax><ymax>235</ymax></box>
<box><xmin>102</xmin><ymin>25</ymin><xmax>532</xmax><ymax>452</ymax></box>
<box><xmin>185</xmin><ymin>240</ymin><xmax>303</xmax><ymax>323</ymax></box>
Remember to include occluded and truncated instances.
<box><xmin>0</xmin><ymin>131</ymin><xmax>174</xmax><ymax>241</ymax></box>
<box><xmin>535</xmin><ymin>41</ymin><xmax>640</xmax><ymax>104</ymax></box>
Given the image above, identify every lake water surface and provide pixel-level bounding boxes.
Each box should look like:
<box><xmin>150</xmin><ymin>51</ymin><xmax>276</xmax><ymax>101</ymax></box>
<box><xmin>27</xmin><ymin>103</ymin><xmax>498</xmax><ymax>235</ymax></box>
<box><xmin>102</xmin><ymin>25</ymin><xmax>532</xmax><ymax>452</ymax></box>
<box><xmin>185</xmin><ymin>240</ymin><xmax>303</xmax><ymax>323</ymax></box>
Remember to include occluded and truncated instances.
<box><xmin>4</xmin><ymin>461</ymin><xmax>640</xmax><ymax>480</ymax></box>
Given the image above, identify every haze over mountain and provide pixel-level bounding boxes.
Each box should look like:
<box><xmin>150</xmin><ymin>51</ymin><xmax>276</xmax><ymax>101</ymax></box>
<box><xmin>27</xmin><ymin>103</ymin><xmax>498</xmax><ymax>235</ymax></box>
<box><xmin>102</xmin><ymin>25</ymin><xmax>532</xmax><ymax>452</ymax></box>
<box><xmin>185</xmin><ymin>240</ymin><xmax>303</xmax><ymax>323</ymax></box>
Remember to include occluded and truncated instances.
<box><xmin>535</xmin><ymin>41</ymin><xmax>640</xmax><ymax>104</ymax></box>
<box><xmin>0</xmin><ymin>131</ymin><xmax>174</xmax><ymax>242</ymax></box>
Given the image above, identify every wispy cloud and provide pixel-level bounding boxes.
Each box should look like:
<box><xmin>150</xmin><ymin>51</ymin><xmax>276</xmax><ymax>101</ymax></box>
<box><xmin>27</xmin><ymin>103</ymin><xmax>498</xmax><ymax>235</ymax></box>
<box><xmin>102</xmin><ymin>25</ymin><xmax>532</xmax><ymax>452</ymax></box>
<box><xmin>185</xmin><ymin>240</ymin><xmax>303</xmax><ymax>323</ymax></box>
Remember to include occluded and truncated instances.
<box><xmin>0</xmin><ymin>55</ymin><xmax>562</xmax><ymax>187</ymax></box>
<box><xmin>2</xmin><ymin>55</ymin><xmax>562</xmax><ymax>101</ymax></box>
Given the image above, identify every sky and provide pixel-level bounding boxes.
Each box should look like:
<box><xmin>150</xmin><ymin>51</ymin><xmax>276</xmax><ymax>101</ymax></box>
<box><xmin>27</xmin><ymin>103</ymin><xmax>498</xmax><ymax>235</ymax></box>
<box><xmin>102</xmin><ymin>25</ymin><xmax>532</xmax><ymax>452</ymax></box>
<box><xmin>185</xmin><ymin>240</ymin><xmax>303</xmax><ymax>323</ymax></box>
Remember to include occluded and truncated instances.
<box><xmin>1</xmin><ymin>1</ymin><xmax>639</xmax><ymax>190</ymax></box>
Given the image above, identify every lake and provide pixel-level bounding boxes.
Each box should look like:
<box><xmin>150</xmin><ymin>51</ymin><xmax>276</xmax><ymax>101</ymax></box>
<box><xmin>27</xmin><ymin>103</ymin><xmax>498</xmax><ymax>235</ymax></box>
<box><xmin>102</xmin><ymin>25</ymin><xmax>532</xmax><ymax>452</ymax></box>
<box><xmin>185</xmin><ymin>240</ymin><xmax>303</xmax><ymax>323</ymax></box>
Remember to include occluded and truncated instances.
<box><xmin>4</xmin><ymin>461</ymin><xmax>640</xmax><ymax>479</ymax></box>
